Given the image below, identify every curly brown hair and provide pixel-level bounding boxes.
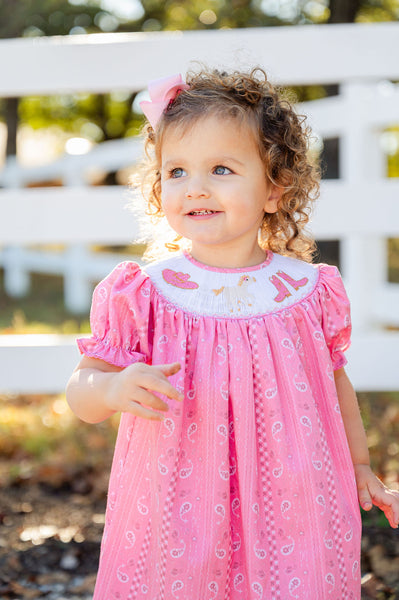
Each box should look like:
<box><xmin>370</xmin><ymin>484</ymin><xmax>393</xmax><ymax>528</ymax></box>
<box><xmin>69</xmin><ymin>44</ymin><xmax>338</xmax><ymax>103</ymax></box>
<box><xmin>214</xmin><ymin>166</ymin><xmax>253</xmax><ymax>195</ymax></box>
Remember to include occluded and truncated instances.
<box><xmin>140</xmin><ymin>67</ymin><xmax>320</xmax><ymax>262</ymax></box>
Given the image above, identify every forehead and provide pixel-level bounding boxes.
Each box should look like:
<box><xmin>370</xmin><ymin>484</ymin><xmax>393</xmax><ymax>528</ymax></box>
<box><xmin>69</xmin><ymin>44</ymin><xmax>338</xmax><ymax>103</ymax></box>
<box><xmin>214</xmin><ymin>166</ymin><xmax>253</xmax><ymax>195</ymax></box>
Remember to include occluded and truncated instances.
<box><xmin>160</xmin><ymin>113</ymin><xmax>260</xmax><ymax>159</ymax></box>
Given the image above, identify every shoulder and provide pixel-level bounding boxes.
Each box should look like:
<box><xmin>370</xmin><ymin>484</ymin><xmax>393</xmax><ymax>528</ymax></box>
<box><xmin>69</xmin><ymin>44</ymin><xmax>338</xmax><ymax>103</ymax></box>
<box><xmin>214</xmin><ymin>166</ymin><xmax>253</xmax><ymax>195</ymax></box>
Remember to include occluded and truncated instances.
<box><xmin>108</xmin><ymin>260</ymin><xmax>144</xmax><ymax>281</ymax></box>
<box><xmin>92</xmin><ymin>261</ymin><xmax>149</xmax><ymax>303</ymax></box>
<box><xmin>312</xmin><ymin>262</ymin><xmax>350</xmax><ymax>306</ymax></box>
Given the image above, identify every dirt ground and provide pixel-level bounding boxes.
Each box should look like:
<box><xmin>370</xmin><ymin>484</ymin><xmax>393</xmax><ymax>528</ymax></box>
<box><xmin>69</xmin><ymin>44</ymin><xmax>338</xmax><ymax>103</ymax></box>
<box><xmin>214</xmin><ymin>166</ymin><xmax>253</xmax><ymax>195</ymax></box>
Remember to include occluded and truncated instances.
<box><xmin>0</xmin><ymin>482</ymin><xmax>104</xmax><ymax>599</ymax></box>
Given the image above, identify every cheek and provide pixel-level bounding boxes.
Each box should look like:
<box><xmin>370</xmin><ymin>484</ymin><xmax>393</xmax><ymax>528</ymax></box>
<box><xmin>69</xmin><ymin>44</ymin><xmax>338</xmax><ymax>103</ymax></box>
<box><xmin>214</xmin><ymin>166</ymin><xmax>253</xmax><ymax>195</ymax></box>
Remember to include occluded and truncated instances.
<box><xmin>160</xmin><ymin>184</ymin><xmax>170</xmax><ymax>205</ymax></box>
<box><xmin>160</xmin><ymin>192</ymin><xmax>179</xmax><ymax>221</ymax></box>
<box><xmin>161</xmin><ymin>179</ymin><xmax>182</xmax><ymax>202</ymax></box>
<box><xmin>159</xmin><ymin>181</ymin><xmax>169</xmax><ymax>207</ymax></box>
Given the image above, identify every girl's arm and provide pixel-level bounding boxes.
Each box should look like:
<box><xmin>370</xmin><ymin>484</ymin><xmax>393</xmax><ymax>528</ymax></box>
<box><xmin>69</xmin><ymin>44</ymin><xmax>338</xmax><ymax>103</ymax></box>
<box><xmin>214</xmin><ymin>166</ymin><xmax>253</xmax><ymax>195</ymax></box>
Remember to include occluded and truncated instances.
<box><xmin>66</xmin><ymin>356</ymin><xmax>183</xmax><ymax>424</ymax></box>
<box><xmin>334</xmin><ymin>367</ymin><xmax>399</xmax><ymax>528</ymax></box>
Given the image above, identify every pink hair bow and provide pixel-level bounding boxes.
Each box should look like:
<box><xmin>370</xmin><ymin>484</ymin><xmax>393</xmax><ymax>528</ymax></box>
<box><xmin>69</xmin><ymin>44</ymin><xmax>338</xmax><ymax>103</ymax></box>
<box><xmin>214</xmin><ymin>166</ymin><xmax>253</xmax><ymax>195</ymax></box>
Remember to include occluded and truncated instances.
<box><xmin>140</xmin><ymin>74</ymin><xmax>189</xmax><ymax>129</ymax></box>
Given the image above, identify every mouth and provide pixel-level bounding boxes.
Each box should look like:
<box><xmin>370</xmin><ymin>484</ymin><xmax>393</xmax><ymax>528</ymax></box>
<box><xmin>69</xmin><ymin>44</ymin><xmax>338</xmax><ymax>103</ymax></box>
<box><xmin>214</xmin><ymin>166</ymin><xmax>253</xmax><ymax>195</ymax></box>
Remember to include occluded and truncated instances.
<box><xmin>187</xmin><ymin>209</ymin><xmax>218</xmax><ymax>216</ymax></box>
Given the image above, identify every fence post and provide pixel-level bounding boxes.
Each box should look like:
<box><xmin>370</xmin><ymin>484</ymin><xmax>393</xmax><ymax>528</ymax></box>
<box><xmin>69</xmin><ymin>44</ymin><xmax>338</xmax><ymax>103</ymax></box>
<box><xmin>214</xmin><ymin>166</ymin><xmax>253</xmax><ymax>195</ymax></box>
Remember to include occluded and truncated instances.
<box><xmin>63</xmin><ymin>244</ymin><xmax>92</xmax><ymax>314</ymax></box>
<box><xmin>339</xmin><ymin>81</ymin><xmax>388</xmax><ymax>332</ymax></box>
<box><xmin>3</xmin><ymin>246</ymin><xmax>31</xmax><ymax>297</ymax></box>
<box><xmin>2</xmin><ymin>156</ymin><xmax>33</xmax><ymax>298</ymax></box>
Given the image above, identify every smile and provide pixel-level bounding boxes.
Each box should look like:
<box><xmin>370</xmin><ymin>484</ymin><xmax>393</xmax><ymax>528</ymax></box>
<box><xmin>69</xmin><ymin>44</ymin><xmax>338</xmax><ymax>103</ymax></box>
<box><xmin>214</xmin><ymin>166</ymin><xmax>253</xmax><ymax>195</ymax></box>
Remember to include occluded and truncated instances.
<box><xmin>188</xmin><ymin>210</ymin><xmax>218</xmax><ymax>215</ymax></box>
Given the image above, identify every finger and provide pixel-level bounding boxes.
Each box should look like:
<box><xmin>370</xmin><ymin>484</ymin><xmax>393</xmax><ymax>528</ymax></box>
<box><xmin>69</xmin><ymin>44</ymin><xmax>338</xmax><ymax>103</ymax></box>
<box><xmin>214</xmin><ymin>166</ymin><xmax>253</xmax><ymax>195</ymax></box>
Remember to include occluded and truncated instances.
<box><xmin>154</xmin><ymin>362</ymin><xmax>182</xmax><ymax>377</ymax></box>
<box><xmin>366</xmin><ymin>487</ymin><xmax>399</xmax><ymax>527</ymax></box>
<box><xmin>157</xmin><ymin>361</ymin><xmax>181</xmax><ymax>375</ymax></box>
<box><xmin>141</xmin><ymin>372</ymin><xmax>184</xmax><ymax>402</ymax></box>
<box><xmin>132</xmin><ymin>388</ymin><xmax>170</xmax><ymax>412</ymax></box>
<box><xmin>382</xmin><ymin>506</ymin><xmax>397</xmax><ymax>529</ymax></box>
<box><xmin>125</xmin><ymin>400</ymin><xmax>165</xmax><ymax>421</ymax></box>
<box><xmin>377</xmin><ymin>492</ymin><xmax>399</xmax><ymax>527</ymax></box>
<box><xmin>388</xmin><ymin>513</ymin><xmax>398</xmax><ymax>529</ymax></box>
<box><xmin>392</xmin><ymin>493</ymin><xmax>399</xmax><ymax>525</ymax></box>
<box><xmin>358</xmin><ymin>487</ymin><xmax>373</xmax><ymax>511</ymax></box>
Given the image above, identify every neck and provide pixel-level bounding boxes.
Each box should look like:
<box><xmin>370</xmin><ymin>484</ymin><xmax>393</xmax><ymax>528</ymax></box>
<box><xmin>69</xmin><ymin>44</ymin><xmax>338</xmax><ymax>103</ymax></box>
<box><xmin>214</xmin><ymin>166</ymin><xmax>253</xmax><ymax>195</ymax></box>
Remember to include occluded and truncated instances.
<box><xmin>189</xmin><ymin>243</ymin><xmax>267</xmax><ymax>269</ymax></box>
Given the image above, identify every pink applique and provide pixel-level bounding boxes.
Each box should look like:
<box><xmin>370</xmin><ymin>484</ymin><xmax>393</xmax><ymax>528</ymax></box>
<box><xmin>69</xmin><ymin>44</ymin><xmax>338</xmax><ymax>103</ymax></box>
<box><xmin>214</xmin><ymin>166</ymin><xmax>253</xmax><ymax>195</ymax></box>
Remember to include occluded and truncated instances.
<box><xmin>270</xmin><ymin>274</ymin><xmax>291</xmax><ymax>303</ymax></box>
<box><xmin>270</xmin><ymin>271</ymin><xmax>309</xmax><ymax>302</ymax></box>
<box><xmin>277</xmin><ymin>271</ymin><xmax>308</xmax><ymax>290</ymax></box>
<box><xmin>162</xmin><ymin>269</ymin><xmax>199</xmax><ymax>289</ymax></box>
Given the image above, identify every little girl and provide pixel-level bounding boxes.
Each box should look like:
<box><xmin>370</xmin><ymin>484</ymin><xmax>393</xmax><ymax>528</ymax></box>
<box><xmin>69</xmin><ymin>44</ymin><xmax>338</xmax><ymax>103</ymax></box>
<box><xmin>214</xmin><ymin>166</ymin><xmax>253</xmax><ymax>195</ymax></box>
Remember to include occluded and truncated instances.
<box><xmin>66</xmin><ymin>68</ymin><xmax>399</xmax><ymax>600</ymax></box>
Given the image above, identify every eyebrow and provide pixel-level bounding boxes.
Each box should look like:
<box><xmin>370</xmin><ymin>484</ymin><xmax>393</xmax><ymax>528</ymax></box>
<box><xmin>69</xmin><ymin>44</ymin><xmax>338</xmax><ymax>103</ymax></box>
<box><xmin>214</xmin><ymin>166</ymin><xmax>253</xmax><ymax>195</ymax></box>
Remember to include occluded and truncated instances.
<box><xmin>162</xmin><ymin>160</ymin><xmax>182</xmax><ymax>171</ymax></box>
<box><xmin>215</xmin><ymin>156</ymin><xmax>245</xmax><ymax>167</ymax></box>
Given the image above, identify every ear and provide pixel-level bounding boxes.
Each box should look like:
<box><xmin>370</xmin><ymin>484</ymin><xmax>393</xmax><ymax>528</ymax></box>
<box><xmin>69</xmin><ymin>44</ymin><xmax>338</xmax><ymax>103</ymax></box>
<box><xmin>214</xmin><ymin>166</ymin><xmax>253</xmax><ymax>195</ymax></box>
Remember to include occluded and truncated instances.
<box><xmin>264</xmin><ymin>184</ymin><xmax>283</xmax><ymax>214</ymax></box>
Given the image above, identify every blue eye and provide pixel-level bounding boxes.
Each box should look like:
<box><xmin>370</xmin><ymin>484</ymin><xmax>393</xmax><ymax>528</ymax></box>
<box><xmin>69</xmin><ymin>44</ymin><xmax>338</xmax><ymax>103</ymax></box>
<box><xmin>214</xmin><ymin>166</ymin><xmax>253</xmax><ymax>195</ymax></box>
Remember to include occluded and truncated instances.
<box><xmin>170</xmin><ymin>167</ymin><xmax>186</xmax><ymax>178</ymax></box>
<box><xmin>214</xmin><ymin>166</ymin><xmax>231</xmax><ymax>175</ymax></box>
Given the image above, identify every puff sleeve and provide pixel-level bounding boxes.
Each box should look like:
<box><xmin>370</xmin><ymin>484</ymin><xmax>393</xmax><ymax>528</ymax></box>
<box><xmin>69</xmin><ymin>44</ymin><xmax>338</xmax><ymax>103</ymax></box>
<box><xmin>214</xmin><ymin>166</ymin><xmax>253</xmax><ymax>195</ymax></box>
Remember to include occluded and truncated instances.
<box><xmin>316</xmin><ymin>264</ymin><xmax>352</xmax><ymax>370</ymax></box>
<box><xmin>77</xmin><ymin>262</ymin><xmax>149</xmax><ymax>368</ymax></box>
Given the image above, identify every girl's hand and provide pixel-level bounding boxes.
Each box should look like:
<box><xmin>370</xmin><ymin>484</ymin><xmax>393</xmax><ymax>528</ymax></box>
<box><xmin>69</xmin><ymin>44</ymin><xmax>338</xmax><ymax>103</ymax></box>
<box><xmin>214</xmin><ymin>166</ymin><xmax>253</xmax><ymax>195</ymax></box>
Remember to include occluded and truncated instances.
<box><xmin>106</xmin><ymin>361</ymin><xmax>183</xmax><ymax>421</ymax></box>
<box><xmin>354</xmin><ymin>464</ymin><xmax>399</xmax><ymax>529</ymax></box>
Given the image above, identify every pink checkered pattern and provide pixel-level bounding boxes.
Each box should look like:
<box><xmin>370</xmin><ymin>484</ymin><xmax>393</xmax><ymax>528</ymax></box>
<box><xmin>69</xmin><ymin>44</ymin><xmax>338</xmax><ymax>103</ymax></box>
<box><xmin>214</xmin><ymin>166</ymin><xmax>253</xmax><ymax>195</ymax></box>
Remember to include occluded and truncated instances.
<box><xmin>317</xmin><ymin>410</ymin><xmax>349</xmax><ymax>597</ymax></box>
<box><xmin>158</xmin><ymin>441</ymin><xmax>182</xmax><ymax>599</ymax></box>
<box><xmin>250</xmin><ymin>322</ymin><xmax>281</xmax><ymax>599</ymax></box>
<box><xmin>127</xmin><ymin>520</ymin><xmax>152</xmax><ymax>599</ymax></box>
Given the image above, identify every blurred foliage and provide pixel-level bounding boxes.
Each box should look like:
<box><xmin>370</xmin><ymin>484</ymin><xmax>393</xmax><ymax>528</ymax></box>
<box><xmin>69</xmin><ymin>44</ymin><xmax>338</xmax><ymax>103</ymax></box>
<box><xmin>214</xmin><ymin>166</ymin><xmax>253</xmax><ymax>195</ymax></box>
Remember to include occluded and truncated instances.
<box><xmin>388</xmin><ymin>239</ymin><xmax>399</xmax><ymax>283</ymax></box>
<box><xmin>356</xmin><ymin>0</ymin><xmax>399</xmax><ymax>22</ymax></box>
<box><xmin>17</xmin><ymin>92</ymin><xmax>144</xmax><ymax>142</ymax></box>
<box><xmin>386</xmin><ymin>126</ymin><xmax>399</xmax><ymax>177</ymax></box>
<box><xmin>0</xmin><ymin>0</ymin><xmax>111</xmax><ymax>38</ymax></box>
<box><xmin>1</xmin><ymin>0</ymin><xmax>398</xmax><ymax>39</ymax></box>
<box><xmin>0</xmin><ymin>394</ymin><xmax>119</xmax><ymax>487</ymax></box>
<box><xmin>0</xmin><ymin>0</ymin><xmax>396</xmax><ymax>44</ymax></box>
<box><xmin>358</xmin><ymin>391</ymin><xmax>399</xmax><ymax>527</ymax></box>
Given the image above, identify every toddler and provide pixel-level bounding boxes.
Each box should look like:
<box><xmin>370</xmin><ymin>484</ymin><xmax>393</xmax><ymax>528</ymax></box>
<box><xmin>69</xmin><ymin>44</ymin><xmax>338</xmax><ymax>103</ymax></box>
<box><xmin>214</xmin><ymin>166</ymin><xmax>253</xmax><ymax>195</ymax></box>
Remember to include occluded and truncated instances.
<box><xmin>66</xmin><ymin>68</ymin><xmax>399</xmax><ymax>599</ymax></box>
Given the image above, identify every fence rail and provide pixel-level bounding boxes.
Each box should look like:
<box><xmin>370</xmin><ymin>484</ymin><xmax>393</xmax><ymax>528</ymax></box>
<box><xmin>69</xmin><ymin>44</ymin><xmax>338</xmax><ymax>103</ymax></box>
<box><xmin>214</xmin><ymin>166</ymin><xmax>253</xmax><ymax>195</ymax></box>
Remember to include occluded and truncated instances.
<box><xmin>2</xmin><ymin>331</ymin><xmax>399</xmax><ymax>394</ymax></box>
<box><xmin>1</xmin><ymin>23</ymin><xmax>399</xmax><ymax>95</ymax></box>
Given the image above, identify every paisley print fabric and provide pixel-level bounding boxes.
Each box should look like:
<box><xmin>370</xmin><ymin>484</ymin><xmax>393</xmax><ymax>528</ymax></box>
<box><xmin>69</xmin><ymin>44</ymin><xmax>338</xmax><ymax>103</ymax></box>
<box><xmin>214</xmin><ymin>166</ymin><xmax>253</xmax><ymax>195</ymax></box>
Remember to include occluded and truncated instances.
<box><xmin>77</xmin><ymin>252</ymin><xmax>361</xmax><ymax>600</ymax></box>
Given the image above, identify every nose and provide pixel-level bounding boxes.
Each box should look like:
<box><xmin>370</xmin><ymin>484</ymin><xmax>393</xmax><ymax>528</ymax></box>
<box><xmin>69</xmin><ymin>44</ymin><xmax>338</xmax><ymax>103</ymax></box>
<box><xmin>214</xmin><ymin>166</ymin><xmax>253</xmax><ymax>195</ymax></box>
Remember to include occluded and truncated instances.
<box><xmin>184</xmin><ymin>174</ymin><xmax>210</xmax><ymax>199</ymax></box>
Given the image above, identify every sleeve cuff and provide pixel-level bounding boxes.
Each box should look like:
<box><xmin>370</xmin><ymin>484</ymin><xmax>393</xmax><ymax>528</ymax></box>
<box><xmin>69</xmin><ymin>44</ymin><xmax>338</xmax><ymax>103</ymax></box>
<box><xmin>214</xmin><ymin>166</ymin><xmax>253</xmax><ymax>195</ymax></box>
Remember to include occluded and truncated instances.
<box><xmin>77</xmin><ymin>337</ymin><xmax>147</xmax><ymax>368</ymax></box>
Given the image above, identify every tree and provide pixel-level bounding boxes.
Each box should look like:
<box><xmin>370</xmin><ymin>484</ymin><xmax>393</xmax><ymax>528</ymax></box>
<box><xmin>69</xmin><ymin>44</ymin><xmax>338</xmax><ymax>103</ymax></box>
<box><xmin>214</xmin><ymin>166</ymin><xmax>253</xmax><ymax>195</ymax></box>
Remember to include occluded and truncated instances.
<box><xmin>0</xmin><ymin>0</ymin><xmax>115</xmax><ymax>39</ymax></box>
<box><xmin>0</xmin><ymin>0</ymin><xmax>120</xmax><ymax>159</ymax></box>
<box><xmin>328</xmin><ymin>0</ymin><xmax>362</xmax><ymax>23</ymax></box>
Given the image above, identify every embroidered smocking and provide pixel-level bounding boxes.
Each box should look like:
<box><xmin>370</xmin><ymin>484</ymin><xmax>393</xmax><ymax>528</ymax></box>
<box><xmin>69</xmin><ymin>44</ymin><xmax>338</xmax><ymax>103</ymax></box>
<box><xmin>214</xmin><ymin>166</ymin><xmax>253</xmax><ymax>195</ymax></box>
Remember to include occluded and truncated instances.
<box><xmin>144</xmin><ymin>252</ymin><xmax>320</xmax><ymax>318</ymax></box>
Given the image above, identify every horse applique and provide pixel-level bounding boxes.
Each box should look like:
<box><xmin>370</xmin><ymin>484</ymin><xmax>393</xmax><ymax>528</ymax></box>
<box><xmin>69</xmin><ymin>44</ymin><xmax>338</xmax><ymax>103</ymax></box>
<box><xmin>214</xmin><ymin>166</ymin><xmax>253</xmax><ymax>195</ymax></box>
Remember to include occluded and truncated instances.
<box><xmin>213</xmin><ymin>275</ymin><xmax>256</xmax><ymax>313</ymax></box>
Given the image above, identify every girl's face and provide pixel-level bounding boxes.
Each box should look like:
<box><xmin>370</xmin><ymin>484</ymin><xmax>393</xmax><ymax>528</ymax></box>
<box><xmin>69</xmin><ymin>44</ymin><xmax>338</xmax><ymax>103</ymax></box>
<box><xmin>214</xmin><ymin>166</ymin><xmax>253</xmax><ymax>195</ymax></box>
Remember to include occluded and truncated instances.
<box><xmin>160</xmin><ymin>114</ymin><xmax>280</xmax><ymax>268</ymax></box>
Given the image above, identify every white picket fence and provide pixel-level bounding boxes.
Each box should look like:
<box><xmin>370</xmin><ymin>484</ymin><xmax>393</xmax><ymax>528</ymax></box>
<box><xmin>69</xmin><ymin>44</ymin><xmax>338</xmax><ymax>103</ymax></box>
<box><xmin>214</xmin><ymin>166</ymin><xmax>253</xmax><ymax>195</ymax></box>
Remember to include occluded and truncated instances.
<box><xmin>1</xmin><ymin>23</ymin><xmax>399</xmax><ymax>393</ymax></box>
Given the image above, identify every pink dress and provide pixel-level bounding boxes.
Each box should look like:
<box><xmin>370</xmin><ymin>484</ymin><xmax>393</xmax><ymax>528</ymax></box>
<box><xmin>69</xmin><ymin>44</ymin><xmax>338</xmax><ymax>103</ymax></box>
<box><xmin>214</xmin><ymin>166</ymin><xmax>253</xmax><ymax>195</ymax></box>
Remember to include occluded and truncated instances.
<box><xmin>77</xmin><ymin>250</ymin><xmax>361</xmax><ymax>600</ymax></box>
